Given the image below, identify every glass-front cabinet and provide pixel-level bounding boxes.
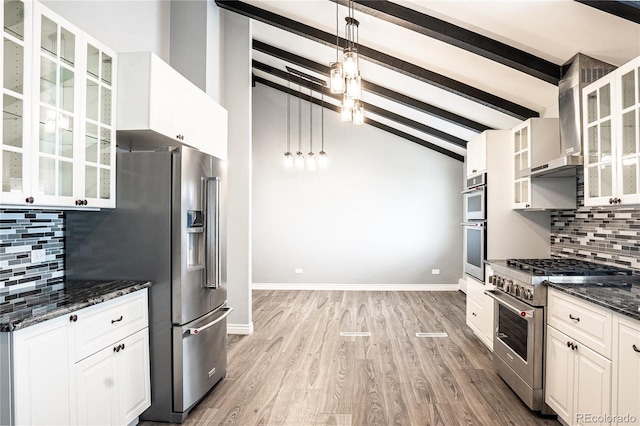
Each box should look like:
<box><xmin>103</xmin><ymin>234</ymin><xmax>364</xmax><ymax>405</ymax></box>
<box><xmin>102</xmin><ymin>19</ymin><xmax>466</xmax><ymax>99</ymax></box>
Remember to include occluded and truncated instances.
<box><xmin>0</xmin><ymin>1</ymin><xmax>116</xmax><ymax>208</ymax></box>
<box><xmin>513</xmin><ymin>123</ymin><xmax>530</xmax><ymax>208</ymax></box>
<box><xmin>1</xmin><ymin>0</ymin><xmax>32</xmax><ymax>205</ymax></box>
<box><xmin>583</xmin><ymin>56</ymin><xmax>640</xmax><ymax>207</ymax></box>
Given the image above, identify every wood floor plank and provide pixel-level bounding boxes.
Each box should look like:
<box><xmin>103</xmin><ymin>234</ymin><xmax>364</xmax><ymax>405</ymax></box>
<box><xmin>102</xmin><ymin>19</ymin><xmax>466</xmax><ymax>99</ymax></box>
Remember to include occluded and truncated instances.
<box><xmin>140</xmin><ymin>290</ymin><xmax>560</xmax><ymax>426</ymax></box>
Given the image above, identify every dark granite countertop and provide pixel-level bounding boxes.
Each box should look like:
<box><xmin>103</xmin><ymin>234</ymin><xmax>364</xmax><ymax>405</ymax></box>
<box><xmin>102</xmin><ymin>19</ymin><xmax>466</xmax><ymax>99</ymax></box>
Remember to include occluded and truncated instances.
<box><xmin>0</xmin><ymin>280</ymin><xmax>152</xmax><ymax>332</ymax></box>
<box><xmin>548</xmin><ymin>279</ymin><xmax>640</xmax><ymax>322</ymax></box>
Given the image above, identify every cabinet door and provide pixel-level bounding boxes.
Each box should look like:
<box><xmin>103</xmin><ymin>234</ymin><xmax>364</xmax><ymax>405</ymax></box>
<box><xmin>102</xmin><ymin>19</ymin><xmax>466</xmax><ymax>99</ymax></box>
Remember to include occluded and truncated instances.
<box><xmin>545</xmin><ymin>326</ymin><xmax>574</xmax><ymax>423</ymax></box>
<box><xmin>616</xmin><ymin>59</ymin><xmax>640</xmax><ymax>205</ymax></box>
<box><xmin>466</xmin><ymin>132</ymin><xmax>487</xmax><ymax>177</ymax></box>
<box><xmin>12</xmin><ymin>314</ymin><xmax>74</xmax><ymax>425</ymax></box>
<box><xmin>80</xmin><ymin>36</ymin><xmax>116</xmax><ymax>208</ymax></box>
<box><xmin>116</xmin><ymin>328</ymin><xmax>151</xmax><ymax>425</ymax></box>
<box><xmin>75</xmin><ymin>344</ymin><xmax>118</xmax><ymax>426</ymax></box>
<box><xmin>1</xmin><ymin>0</ymin><xmax>33</xmax><ymax>205</ymax></box>
<box><xmin>31</xmin><ymin>3</ymin><xmax>82</xmax><ymax>207</ymax></box>
<box><xmin>613</xmin><ymin>317</ymin><xmax>640</xmax><ymax>425</ymax></box>
<box><xmin>513</xmin><ymin>124</ymin><xmax>530</xmax><ymax>208</ymax></box>
<box><xmin>574</xmin><ymin>342</ymin><xmax>611</xmax><ymax>426</ymax></box>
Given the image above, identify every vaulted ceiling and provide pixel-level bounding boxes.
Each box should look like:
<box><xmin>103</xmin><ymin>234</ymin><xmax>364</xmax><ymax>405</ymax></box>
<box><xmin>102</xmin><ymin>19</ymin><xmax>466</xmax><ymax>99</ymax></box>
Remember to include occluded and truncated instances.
<box><xmin>216</xmin><ymin>0</ymin><xmax>640</xmax><ymax>162</ymax></box>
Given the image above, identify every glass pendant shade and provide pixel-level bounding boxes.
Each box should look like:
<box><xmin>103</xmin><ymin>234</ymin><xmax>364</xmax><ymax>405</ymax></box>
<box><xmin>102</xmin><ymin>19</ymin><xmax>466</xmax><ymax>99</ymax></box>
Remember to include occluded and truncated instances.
<box><xmin>343</xmin><ymin>48</ymin><xmax>358</xmax><ymax>78</ymax></box>
<box><xmin>353</xmin><ymin>101</ymin><xmax>364</xmax><ymax>125</ymax></box>
<box><xmin>284</xmin><ymin>152</ymin><xmax>294</xmax><ymax>168</ymax></box>
<box><xmin>295</xmin><ymin>151</ymin><xmax>305</xmax><ymax>169</ymax></box>
<box><xmin>318</xmin><ymin>151</ymin><xmax>328</xmax><ymax>168</ymax></box>
<box><xmin>341</xmin><ymin>104</ymin><xmax>353</xmax><ymax>122</ymax></box>
<box><xmin>330</xmin><ymin>62</ymin><xmax>344</xmax><ymax>93</ymax></box>
<box><xmin>346</xmin><ymin>74</ymin><xmax>361</xmax><ymax>100</ymax></box>
<box><xmin>342</xmin><ymin>93</ymin><xmax>355</xmax><ymax>110</ymax></box>
<box><xmin>307</xmin><ymin>152</ymin><xmax>316</xmax><ymax>171</ymax></box>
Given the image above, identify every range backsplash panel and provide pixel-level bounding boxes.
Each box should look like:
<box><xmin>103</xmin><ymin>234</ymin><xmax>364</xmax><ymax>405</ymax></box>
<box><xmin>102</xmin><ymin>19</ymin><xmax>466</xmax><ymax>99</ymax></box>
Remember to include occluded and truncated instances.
<box><xmin>0</xmin><ymin>209</ymin><xmax>65</xmax><ymax>312</ymax></box>
<box><xmin>551</xmin><ymin>170</ymin><xmax>640</xmax><ymax>272</ymax></box>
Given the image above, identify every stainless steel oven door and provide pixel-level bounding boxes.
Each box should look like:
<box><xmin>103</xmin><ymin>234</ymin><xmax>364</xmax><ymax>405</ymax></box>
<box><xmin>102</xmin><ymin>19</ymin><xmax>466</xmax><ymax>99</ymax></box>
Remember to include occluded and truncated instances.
<box><xmin>462</xmin><ymin>185</ymin><xmax>486</xmax><ymax>221</ymax></box>
<box><xmin>462</xmin><ymin>221</ymin><xmax>486</xmax><ymax>282</ymax></box>
<box><xmin>485</xmin><ymin>289</ymin><xmax>544</xmax><ymax>409</ymax></box>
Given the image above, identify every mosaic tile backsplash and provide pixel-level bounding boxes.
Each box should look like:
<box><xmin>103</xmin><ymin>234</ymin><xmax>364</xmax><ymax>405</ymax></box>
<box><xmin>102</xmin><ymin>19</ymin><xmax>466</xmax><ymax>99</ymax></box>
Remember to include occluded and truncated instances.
<box><xmin>551</xmin><ymin>169</ymin><xmax>640</xmax><ymax>272</ymax></box>
<box><xmin>0</xmin><ymin>209</ymin><xmax>65</xmax><ymax>312</ymax></box>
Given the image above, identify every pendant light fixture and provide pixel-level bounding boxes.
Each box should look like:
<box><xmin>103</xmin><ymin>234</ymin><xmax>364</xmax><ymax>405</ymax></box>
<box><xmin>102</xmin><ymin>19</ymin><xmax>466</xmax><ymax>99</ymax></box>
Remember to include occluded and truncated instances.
<box><xmin>295</xmin><ymin>82</ymin><xmax>305</xmax><ymax>169</ymax></box>
<box><xmin>319</xmin><ymin>89</ymin><xmax>327</xmax><ymax>168</ymax></box>
<box><xmin>283</xmin><ymin>80</ymin><xmax>294</xmax><ymax>168</ymax></box>
<box><xmin>306</xmin><ymin>80</ymin><xmax>316</xmax><ymax>171</ymax></box>
<box><xmin>329</xmin><ymin>0</ymin><xmax>344</xmax><ymax>94</ymax></box>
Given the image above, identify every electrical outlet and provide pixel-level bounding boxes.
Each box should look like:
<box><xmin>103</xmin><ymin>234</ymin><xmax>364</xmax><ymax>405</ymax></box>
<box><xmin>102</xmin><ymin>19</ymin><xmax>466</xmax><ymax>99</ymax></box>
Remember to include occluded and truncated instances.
<box><xmin>295</xmin><ymin>268</ymin><xmax>303</xmax><ymax>274</ymax></box>
<box><xmin>431</xmin><ymin>269</ymin><xmax>440</xmax><ymax>275</ymax></box>
<box><xmin>31</xmin><ymin>249</ymin><xmax>46</xmax><ymax>263</ymax></box>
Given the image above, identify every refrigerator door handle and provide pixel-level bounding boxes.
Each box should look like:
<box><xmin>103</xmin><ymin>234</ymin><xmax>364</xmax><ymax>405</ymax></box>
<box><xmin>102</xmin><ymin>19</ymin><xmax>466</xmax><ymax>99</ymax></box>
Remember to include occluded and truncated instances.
<box><xmin>203</xmin><ymin>176</ymin><xmax>222</xmax><ymax>288</ymax></box>
<box><xmin>186</xmin><ymin>307</ymin><xmax>233</xmax><ymax>335</ymax></box>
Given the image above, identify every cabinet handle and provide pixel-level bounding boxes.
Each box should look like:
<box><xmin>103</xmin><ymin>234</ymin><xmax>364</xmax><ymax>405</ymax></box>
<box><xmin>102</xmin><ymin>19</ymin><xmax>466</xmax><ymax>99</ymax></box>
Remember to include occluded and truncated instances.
<box><xmin>567</xmin><ymin>341</ymin><xmax>572</xmax><ymax>348</ymax></box>
<box><xmin>25</xmin><ymin>196</ymin><xmax>34</xmax><ymax>204</ymax></box>
<box><xmin>113</xmin><ymin>345</ymin><xmax>120</xmax><ymax>353</ymax></box>
<box><xmin>609</xmin><ymin>198</ymin><xmax>614</xmax><ymax>204</ymax></box>
<box><xmin>569</xmin><ymin>314</ymin><xmax>580</xmax><ymax>322</ymax></box>
<box><xmin>525</xmin><ymin>204</ymin><xmax>530</xmax><ymax>208</ymax></box>
<box><xmin>615</xmin><ymin>197</ymin><xmax>621</xmax><ymax>204</ymax></box>
<box><xmin>633</xmin><ymin>344</ymin><xmax>640</xmax><ymax>353</ymax></box>
<box><xmin>83</xmin><ymin>199</ymin><xmax>88</xmax><ymax>206</ymax></box>
<box><xmin>176</xmin><ymin>134</ymin><xmax>184</xmax><ymax>141</ymax></box>
<box><xmin>69</xmin><ymin>314</ymin><xmax>78</xmax><ymax>322</ymax></box>
<box><xmin>573</xmin><ymin>343</ymin><xmax>578</xmax><ymax>350</ymax></box>
<box><xmin>121</xmin><ymin>343</ymin><xmax>125</xmax><ymax>351</ymax></box>
<box><xmin>111</xmin><ymin>315</ymin><xmax>123</xmax><ymax>324</ymax></box>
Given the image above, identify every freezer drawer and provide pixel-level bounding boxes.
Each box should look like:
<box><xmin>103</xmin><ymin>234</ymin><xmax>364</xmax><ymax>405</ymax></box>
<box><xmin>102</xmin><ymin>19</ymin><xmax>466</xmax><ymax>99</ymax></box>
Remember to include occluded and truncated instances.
<box><xmin>172</xmin><ymin>306</ymin><xmax>232</xmax><ymax>413</ymax></box>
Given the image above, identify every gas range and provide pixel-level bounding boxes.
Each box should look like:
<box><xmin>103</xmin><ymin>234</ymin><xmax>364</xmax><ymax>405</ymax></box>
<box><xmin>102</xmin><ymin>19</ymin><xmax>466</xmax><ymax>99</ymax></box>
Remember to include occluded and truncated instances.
<box><xmin>488</xmin><ymin>258</ymin><xmax>634</xmax><ymax>307</ymax></box>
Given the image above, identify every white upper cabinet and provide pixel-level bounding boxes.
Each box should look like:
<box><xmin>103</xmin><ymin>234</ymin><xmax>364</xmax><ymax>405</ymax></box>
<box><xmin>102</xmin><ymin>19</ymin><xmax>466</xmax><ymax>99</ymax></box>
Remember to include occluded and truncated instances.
<box><xmin>584</xmin><ymin>55</ymin><xmax>640</xmax><ymax>207</ymax></box>
<box><xmin>466</xmin><ymin>132</ymin><xmax>487</xmax><ymax>177</ymax></box>
<box><xmin>117</xmin><ymin>52</ymin><xmax>228</xmax><ymax>161</ymax></box>
<box><xmin>0</xmin><ymin>1</ymin><xmax>116</xmax><ymax>208</ymax></box>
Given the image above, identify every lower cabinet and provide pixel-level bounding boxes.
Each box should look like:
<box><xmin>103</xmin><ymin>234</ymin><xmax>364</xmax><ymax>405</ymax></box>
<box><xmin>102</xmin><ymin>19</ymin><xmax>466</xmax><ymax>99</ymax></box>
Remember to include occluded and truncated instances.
<box><xmin>546</xmin><ymin>325</ymin><xmax>611</xmax><ymax>426</ymax></box>
<box><xmin>1</xmin><ymin>289</ymin><xmax>150</xmax><ymax>426</ymax></box>
<box><xmin>465</xmin><ymin>275</ymin><xmax>494</xmax><ymax>350</ymax></box>
<box><xmin>612</xmin><ymin>315</ymin><xmax>640</xmax><ymax>426</ymax></box>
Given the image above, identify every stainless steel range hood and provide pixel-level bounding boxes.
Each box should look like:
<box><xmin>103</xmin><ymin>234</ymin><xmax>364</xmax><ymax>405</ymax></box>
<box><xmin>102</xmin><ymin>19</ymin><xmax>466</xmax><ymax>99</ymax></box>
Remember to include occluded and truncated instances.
<box><xmin>531</xmin><ymin>54</ymin><xmax>616</xmax><ymax>177</ymax></box>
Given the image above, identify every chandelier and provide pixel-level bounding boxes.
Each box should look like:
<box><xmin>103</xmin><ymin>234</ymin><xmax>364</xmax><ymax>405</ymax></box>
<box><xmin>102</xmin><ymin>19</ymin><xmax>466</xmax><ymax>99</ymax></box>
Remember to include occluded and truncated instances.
<box><xmin>329</xmin><ymin>0</ymin><xmax>363</xmax><ymax>125</ymax></box>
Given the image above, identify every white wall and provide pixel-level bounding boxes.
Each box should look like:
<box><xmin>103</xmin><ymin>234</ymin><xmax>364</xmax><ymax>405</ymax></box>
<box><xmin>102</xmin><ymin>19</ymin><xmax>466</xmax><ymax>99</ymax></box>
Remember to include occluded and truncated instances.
<box><xmin>41</xmin><ymin>0</ymin><xmax>171</xmax><ymax>61</ymax></box>
<box><xmin>252</xmin><ymin>83</ymin><xmax>464</xmax><ymax>288</ymax></box>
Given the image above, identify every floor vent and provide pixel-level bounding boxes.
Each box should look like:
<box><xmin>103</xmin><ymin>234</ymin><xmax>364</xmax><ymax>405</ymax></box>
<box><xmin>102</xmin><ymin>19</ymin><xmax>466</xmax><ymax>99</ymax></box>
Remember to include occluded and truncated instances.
<box><xmin>415</xmin><ymin>332</ymin><xmax>448</xmax><ymax>338</ymax></box>
<box><xmin>340</xmin><ymin>331</ymin><xmax>372</xmax><ymax>337</ymax></box>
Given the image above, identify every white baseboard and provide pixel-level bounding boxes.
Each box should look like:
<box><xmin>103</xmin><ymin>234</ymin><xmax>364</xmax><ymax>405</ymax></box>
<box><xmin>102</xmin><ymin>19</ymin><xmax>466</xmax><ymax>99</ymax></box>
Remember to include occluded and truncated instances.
<box><xmin>228</xmin><ymin>322</ymin><xmax>254</xmax><ymax>335</ymax></box>
<box><xmin>251</xmin><ymin>283</ymin><xmax>460</xmax><ymax>291</ymax></box>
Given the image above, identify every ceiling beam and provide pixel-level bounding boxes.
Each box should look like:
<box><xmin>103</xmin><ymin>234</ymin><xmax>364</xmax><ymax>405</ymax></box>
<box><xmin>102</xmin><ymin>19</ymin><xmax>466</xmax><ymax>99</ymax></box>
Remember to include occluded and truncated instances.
<box><xmin>253</xmin><ymin>40</ymin><xmax>491</xmax><ymax>133</ymax></box>
<box><xmin>253</xmin><ymin>61</ymin><xmax>468</xmax><ymax>148</ymax></box>
<box><xmin>215</xmin><ymin>0</ymin><xmax>539</xmax><ymax>120</ymax></box>
<box><xmin>253</xmin><ymin>76</ymin><xmax>465</xmax><ymax>162</ymax></box>
<box><xmin>332</xmin><ymin>0</ymin><xmax>560</xmax><ymax>84</ymax></box>
<box><xmin>574</xmin><ymin>1</ymin><xmax>640</xmax><ymax>24</ymax></box>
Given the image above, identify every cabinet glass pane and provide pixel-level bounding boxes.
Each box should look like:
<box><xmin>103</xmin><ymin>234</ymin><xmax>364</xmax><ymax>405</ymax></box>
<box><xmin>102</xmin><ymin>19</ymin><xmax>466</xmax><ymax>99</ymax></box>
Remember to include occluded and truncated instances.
<box><xmin>85</xmin><ymin>122</ymin><xmax>97</xmax><ymax>163</ymax></box>
<box><xmin>2</xmin><ymin>151</ymin><xmax>22</xmax><ymax>192</ymax></box>
<box><xmin>514</xmin><ymin>181</ymin><xmax>521</xmax><ymax>203</ymax></box>
<box><xmin>39</xmin><ymin>107</ymin><xmax>55</xmax><ymax>154</ymax></box>
<box><xmin>588</xmin><ymin>166</ymin><xmax>599</xmax><ymax>198</ymax></box>
<box><xmin>85</xmin><ymin>80</ymin><xmax>98</xmax><ymax>121</ymax></box>
<box><xmin>3</xmin><ymin>94</ymin><xmax>22</xmax><ymax>147</ymax></box>
<box><xmin>59</xmin><ymin>160</ymin><xmax>72</xmax><ymax>196</ymax></box>
<box><xmin>521</xmin><ymin>150</ymin><xmax>529</xmax><ymax>169</ymax></box>
<box><xmin>601</xmin><ymin>163</ymin><xmax>612</xmax><ymax>197</ymax></box>
<box><xmin>39</xmin><ymin>157</ymin><xmax>55</xmax><ymax>195</ymax></box>
<box><xmin>622</xmin><ymin>111</ymin><xmax>637</xmax><ymax>156</ymax></box>
<box><xmin>100</xmin><ymin>128</ymin><xmax>110</xmax><ymax>165</ymax></box>
<box><xmin>101</xmin><ymin>87</ymin><xmax>111</xmax><ymax>125</ymax></box>
<box><xmin>601</xmin><ymin>120</ymin><xmax>611</xmax><ymax>162</ymax></box>
<box><xmin>60</xmin><ymin>67</ymin><xmax>74</xmax><ymax>112</ymax></box>
<box><xmin>59</xmin><ymin>118</ymin><xmax>73</xmax><ymax>158</ymax></box>
<box><xmin>3</xmin><ymin>38</ymin><xmax>24</xmax><ymax>93</ymax></box>
<box><xmin>587</xmin><ymin>91</ymin><xmax>597</xmax><ymax>124</ymax></box>
<box><xmin>87</xmin><ymin>44</ymin><xmax>99</xmax><ymax>79</ymax></box>
<box><xmin>599</xmin><ymin>85</ymin><xmax>611</xmax><ymax>118</ymax></box>
<box><xmin>40</xmin><ymin>57</ymin><xmax>57</xmax><ymax>106</ymax></box>
<box><xmin>59</xmin><ymin>27</ymin><xmax>75</xmax><ymax>66</ymax></box>
<box><xmin>100</xmin><ymin>168</ymin><xmax>110</xmax><ymax>199</ymax></box>
<box><xmin>521</xmin><ymin>127</ymin><xmax>528</xmax><ymax>150</ymax></box>
<box><xmin>85</xmin><ymin>165</ymin><xmax>97</xmax><ymax>198</ymax></box>
<box><xmin>622</xmin><ymin>158</ymin><xmax>638</xmax><ymax>195</ymax></box>
<box><xmin>514</xmin><ymin>153</ymin><xmax>520</xmax><ymax>175</ymax></box>
<box><xmin>514</xmin><ymin>131</ymin><xmax>521</xmax><ymax>152</ymax></box>
<box><xmin>40</xmin><ymin>16</ymin><xmax>57</xmax><ymax>57</ymax></box>
<box><xmin>102</xmin><ymin>53</ymin><xmax>112</xmax><ymax>84</ymax></box>
<box><xmin>587</xmin><ymin>126</ymin><xmax>598</xmax><ymax>165</ymax></box>
<box><xmin>622</xmin><ymin>70</ymin><xmax>636</xmax><ymax>109</ymax></box>
<box><xmin>521</xmin><ymin>179</ymin><xmax>529</xmax><ymax>204</ymax></box>
<box><xmin>4</xmin><ymin>0</ymin><xmax>24</xmax><ymax>40</ymax></box>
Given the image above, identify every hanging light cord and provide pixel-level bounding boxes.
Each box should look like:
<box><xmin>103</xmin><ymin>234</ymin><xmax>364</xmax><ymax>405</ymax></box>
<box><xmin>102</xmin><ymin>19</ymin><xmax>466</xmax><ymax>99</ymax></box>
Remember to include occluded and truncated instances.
<box><xmin>298</xmin><ymin>83</ymin><xmax>302</xmax><ymax>153</ymax></box>
<box><xmin>321</xmin><ymin>89</ymin><xmax>324</xmax><ymax>151</ymax></box>
<box><xmin>309</xmin><ymin>81</ymin><xmax>313</xmax><ymax>152</ymax></box>
<box><xmin>286</xmin><ymin>79</ymin><xmax>290</xmax><ymax>153</ymax></box>
<box><xmin>335</xmin><ymin>0</ymin><xmax>339</xmax><ymax>62</ymax></box>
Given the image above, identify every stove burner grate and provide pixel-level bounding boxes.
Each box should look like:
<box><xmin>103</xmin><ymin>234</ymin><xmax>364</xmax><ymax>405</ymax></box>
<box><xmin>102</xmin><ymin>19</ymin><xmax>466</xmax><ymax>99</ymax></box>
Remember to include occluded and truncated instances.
<box><xmin>505</xmin><ymin>258</ymin><xmax>634</xmax><ymax>277</ymax></box>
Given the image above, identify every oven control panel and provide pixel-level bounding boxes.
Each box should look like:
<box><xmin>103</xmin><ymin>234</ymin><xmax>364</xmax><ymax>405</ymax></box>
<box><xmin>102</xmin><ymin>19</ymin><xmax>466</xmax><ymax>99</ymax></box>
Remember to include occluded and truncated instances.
<box><xmin>489</xmin><ymin>274</ymin><xmax>540</xmax><ymax>305</ymax></box>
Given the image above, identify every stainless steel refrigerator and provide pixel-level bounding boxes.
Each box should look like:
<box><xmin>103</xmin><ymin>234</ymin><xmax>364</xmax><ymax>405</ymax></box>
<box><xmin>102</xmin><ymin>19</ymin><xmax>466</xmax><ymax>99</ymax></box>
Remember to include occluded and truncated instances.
<box><xmin>66</xmin><ymin>146</ymin><xmax>230</xmax><ymax>423</ymax></box>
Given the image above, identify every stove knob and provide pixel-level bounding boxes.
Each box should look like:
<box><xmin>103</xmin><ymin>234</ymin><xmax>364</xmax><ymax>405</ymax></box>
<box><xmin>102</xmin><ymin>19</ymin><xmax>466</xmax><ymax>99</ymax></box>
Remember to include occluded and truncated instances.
<box><xmin>504</xmin><ymin>280</ymin><xmax>513</xmax><ymax>293</ymax></box>
<box><xmin>526</xmin><ymin>290</ymin><xmax>533</xmax><ymax>301</ymax></box>
<box><xmin>514</xmin><ymin>285</ymin><xmax>521</xmax><ymax>298</ymax></box>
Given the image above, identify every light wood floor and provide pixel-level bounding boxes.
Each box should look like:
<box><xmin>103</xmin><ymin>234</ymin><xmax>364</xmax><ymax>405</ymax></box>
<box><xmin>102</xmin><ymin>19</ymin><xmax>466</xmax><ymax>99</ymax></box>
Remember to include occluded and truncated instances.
<box><xmin>143</xmin><ymin>290</ymin><xmax>560</xmax><ymax>426</ymax></box>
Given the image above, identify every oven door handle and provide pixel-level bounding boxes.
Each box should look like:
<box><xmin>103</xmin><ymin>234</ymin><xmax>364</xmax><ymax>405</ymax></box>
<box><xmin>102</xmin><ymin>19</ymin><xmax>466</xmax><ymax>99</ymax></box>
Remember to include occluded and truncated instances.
<box><xmin>461</xmin><ymin>186</ymin><xmax>485</xmax><ymax>194</ymax></box>
<box><xmin>484</xmin><ymin>290</ymin><xmax>534</xmax><ymax>319</ymax></box>
<box><xmin>460</xmin><ymin>222</ymin><xmax>486</xmax><ymax>227</ymax></box>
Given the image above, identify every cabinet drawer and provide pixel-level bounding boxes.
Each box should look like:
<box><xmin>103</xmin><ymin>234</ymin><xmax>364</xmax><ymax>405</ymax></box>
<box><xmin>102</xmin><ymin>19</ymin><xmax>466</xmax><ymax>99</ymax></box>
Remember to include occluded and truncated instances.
<box><xmin>74</xmin><ymin>290</ymin><xmax>148</xmax><ymax>361</ymax></box>
<box><xmin>548</xmin><ymin>289</ymin><xmax>612</xmax><ymax>358</ymax></box>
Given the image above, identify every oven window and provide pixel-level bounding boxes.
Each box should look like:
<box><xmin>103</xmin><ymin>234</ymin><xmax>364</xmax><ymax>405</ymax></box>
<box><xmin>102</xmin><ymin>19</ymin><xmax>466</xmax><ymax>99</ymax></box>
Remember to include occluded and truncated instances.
<box><xmin>466</xmin><ymin>228</ymin><xmax>481</xmax><ymax>268</ymax></box>
<box><xmin>498</xmin><ymin>304</ymin><xmax>528</xmax><ymax>361</ymax></box>
<box><xmin>467</xmin><ymin>193</ymin><xmax>482</xmax><ymax>213</ymax></box>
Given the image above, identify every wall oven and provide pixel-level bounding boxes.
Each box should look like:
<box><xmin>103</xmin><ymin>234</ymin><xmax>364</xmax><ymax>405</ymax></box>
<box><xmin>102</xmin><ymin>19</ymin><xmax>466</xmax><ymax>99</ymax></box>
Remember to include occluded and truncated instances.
<box><xmin>462</xmin><ymin>173</ymin><xmax>486</xmax><ymax>282</ymax></box>
<box><xmin>463</xmin><ymin>173</ymin><xmax>486</xmax><ymax>221</ymax></box>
